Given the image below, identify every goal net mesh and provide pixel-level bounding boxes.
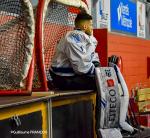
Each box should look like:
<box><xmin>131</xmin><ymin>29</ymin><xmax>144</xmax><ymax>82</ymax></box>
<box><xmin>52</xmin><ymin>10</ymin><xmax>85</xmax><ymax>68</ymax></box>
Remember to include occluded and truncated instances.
<box><xmin>0</xmin><ymin>0</ymin><xmax>34</xmax><ymax>90</ymax></box>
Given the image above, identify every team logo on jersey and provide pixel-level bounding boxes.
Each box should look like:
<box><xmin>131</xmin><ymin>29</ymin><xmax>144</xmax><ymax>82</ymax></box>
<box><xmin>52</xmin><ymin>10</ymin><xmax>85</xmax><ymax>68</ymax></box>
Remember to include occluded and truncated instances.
<box><xmin>71</xmin><ymin>34</ymin><xmax>81</xmax><ymax>43</ymax></box>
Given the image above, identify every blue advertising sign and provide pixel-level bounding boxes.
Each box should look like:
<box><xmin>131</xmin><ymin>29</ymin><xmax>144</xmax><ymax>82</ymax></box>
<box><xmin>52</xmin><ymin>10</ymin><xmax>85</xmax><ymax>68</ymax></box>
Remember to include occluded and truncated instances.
<box><xmin>111</xmin><ymin>0</ymin><xmax>137</xmax><ymax>35</ymax></box>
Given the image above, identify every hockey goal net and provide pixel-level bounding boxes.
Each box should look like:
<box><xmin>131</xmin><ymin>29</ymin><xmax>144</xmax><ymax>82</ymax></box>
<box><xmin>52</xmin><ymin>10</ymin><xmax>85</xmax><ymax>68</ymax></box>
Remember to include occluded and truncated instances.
<box><xmin>0</xmin><ymin>0</ymin><xmax>35</xmax><ymax>95</ymax></box>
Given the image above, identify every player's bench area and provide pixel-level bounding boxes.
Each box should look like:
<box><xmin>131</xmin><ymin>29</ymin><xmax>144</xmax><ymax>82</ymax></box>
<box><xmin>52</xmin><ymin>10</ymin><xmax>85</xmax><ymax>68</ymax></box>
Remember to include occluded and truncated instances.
<box><xmin>0</xmin><ymin>0</ymin><xmax>97</xmax><ymax>138</ymax></box>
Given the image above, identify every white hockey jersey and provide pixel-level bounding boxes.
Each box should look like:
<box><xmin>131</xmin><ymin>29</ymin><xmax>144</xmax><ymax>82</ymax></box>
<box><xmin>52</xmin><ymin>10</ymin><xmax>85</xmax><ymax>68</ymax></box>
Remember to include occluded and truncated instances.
<box><xmin>51</xmin><ymin>29</ymin><xmax>100</xmax><ymax>76</ymax></box>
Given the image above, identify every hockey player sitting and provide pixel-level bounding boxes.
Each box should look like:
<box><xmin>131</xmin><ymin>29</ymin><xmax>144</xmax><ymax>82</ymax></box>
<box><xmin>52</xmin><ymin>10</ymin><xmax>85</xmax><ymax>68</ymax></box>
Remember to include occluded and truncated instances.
<box><xmin>49</xmin><ymin>12</ymin><xmax>100</xmax><ymax>90</ymax></box>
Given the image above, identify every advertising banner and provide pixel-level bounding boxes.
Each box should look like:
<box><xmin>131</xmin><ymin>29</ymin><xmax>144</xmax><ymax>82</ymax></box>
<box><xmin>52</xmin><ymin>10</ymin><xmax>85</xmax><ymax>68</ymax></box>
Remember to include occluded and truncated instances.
<box><xmin>96</xmin><ymin>0</ymin><xmax>110</xmax><ymax>30</ymax></box>
<box><xmin>111</xmin><ymin>0</ymin><xmax>137</xmax><ymax>35</ymax></box>
<box><xmin>137</xmin><ymin>1</ymin><xmax>146</xmax><ymax>38</ymax></box>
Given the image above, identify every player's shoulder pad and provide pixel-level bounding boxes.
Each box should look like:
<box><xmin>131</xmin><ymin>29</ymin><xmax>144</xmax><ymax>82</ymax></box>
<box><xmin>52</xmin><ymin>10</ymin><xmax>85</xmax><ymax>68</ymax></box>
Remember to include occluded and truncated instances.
<box><xmin>66</xmin><ymin>30</ymin><xmax>89</xmax><ymax>44</ymax></box>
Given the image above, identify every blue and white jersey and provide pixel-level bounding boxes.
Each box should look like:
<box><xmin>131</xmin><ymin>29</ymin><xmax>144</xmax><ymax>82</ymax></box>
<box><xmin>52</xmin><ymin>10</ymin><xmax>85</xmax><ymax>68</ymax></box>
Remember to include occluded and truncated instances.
<box><xmin>51</xmin><ymin>30</ymin><xmax>100</xmax><ymax>76</ymax></box>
